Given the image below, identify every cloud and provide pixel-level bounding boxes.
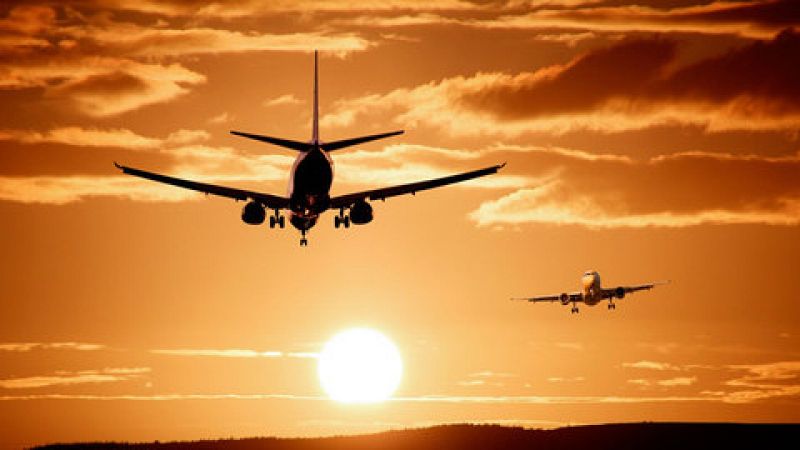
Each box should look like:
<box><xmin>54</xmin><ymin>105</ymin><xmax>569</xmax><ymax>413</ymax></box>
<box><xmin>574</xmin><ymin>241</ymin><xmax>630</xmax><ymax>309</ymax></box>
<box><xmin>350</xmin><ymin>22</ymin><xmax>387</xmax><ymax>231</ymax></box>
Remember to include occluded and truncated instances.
<box><xmin>151</xmin><ymin>348</ymin><xmax>319</xmax><ymax>359</ymax></box>
<box><xmin>0</xmin><ymin>392</ymin><xmax>718</xmax><ymax>405</ymax></box>
<box><xmin>554</xmin><ymin>342</ymin><xmax>584</xmax><ymax>351</ymax></box>
<box><xmin>717</xmin><ymin>361</ymin><xmax>800</xmax><ymax>403</ymax></box>
<box><xmin>0</xmin><ymin>367</ymin><xmax>149</xmax><ymax>389</ymax></box>
<box><xmin>207</xmin><ymin>112</ymin><xmax>233</xmax><ymax>124</ymax></box>
<box><xmin>0</xmin><ymin>126</ymin><xmax>208</xmax><ymax>149</ymax></box>
<box><xmin>623</xmin><ymin>361</ymin><xmax>681</xmax><ymax>371</ymax></box>
<box><xmin>0</xmin><ymin>342</ymin><xmax>105</xmax><ymax>352</ymax></box>
<box><xmin>471</xmin><ymin>0</ymin><xmax>800</xmax><ymax>40</ymax></box>
<box><xmin>263</xmin><ymin>94</ymin><xmax>303</xmax><ymax>107</ymax></box>
<box><xmin>547</xmin><ymin>376</ymin><xmax>585</xmax><ymax>383</ymax></box>
<box><xmin>0</xmin><ymin>5</ymin><xmax>369</xmax><ymax>117</ymax></box>
<box><xmin>468</xmin><ymin>148</ymin><xmax>800</xmax><ymax>229</ymax></box>
<box><xmin>97</xmin><ymin>0</ymin><xmax>480</xmax><ymax>17</ymax></box>
<box><xmin>657</xmin><ymin>377</ymin><xmax>697</xmax><ymax>387</ymax></box>
<box><xmin>323</xmin><ymin>30</ymin><xmax>800</xmax><ymax>135</ymax></box>
<box><xmin>0</xmin><ymin>393</ymin><xmax>320</xmax><ymax>401</ymax></box>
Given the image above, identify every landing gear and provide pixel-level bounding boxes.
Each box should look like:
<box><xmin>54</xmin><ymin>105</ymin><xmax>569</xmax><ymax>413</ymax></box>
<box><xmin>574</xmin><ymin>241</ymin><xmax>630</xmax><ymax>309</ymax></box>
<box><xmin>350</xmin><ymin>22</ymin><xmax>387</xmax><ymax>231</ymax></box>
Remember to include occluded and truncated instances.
<box><xmin>608</xmin><ymin>301</ymin><xmax>616</xmax><ymax>310</ymax></box>
<box><xmin>334</xmin><ymin>209</ymin><xmax>350</xmax><ymax>229</ymax></box>
<box><xmin>570</xmin><ymin>303</ymin><xmax>579</xmax><ymax>314</ymax></box>
<box><xmin>269</xmin><ymin>210</ymin><xmax>285</xmax><ymax>229</ymax></box>
<box><xmin>299</xmin><ymin>229</ymin><xmax>308</xmax><ymax>247</ymax></box>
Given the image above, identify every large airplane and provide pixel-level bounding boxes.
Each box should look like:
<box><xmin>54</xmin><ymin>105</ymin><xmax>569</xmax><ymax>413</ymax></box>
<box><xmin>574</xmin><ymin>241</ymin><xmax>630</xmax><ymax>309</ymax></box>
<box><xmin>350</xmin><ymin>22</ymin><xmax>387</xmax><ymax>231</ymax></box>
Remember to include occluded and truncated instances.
<box><xmin>115</xmin><ymin>51</ymin><xmax>504</xmax><ymax>246</ymax></box>
<box><xmin>514</xmin><ymin>271</ymin><xmax>668</xmax><ymax>314</ymax></box>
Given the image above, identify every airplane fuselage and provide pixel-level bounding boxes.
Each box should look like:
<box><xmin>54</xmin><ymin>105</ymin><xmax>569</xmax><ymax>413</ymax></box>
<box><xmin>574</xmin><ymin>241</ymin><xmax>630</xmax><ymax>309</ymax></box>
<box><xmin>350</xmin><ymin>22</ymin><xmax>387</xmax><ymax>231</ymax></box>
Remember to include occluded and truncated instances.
<box><xmin>287</xmin><ymin>145</ymin><xmax>334</xmax><ymax>231</ymax></box>
<box><xmin>581</xmin><ymin>271</ymin><xmax>603</xmax><ymax>305</ymax></box>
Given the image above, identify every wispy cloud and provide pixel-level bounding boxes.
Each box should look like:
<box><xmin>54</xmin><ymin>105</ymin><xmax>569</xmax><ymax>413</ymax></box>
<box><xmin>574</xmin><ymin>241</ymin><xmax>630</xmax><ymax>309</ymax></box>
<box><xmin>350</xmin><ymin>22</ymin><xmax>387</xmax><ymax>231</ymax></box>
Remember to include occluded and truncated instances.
<box><xmin>622</xmin><ymin>361</ymin><xmax>681</xmax><ymax>371</ymax></box>
<box><xmin>657</xmin><ymin>377</ymin><xmax>697</xmax><ymax>387</ymax></box>
<box><xmin>263</xmin><ymin>94</ymin><xmax>303</xmax><ymax>107</ymax></box>
<box><xmin>0</xmin><ymin>342</ymin><xmax>105</xmax><ymax>352</ymax></box>
<box><xmin>0</xmin><ymin>127</ymin><xmax>208</xmax><ymax>149</ymax></box>
<box><xmin>716</xmin><ymin>361</ymin><xmax>800</xmax><ymax>404</ymax></box>
<box><xmin>555</xmin><ymin>342</ymin><xmax>584</xmax><ymax>351</ymax></box>
<box><xmin>0</xmin><ymin>368</ymin><xmax>150</xmax><ymax>389</ymax></box>
<box><xmin>151</xmin><ymin>348</ymin><xmax>319</xmax><ymax>359</ymax></box>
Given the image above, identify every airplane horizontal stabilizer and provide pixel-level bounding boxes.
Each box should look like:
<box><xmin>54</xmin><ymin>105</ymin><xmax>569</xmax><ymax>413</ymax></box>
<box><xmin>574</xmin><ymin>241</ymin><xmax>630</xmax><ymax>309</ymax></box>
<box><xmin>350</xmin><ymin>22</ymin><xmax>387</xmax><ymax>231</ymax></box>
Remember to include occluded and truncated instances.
<box><xmin>322</xmin><ymin>130</ymin><xmax>404</xmax><ymax>152</ymax></box>
<box><xmin>230</xmin><ymin>130</ymin><xmax>313</xmax><ymax>152</ymax></box>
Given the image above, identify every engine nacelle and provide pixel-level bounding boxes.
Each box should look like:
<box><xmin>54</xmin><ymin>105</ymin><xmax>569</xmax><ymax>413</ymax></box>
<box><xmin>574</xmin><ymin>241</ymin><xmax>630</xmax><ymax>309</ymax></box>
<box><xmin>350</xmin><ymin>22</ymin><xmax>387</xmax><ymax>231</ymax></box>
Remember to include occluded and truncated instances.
<box><xmin>614</xmin><ymin>287</ymin><xmax>625</xmax><ymax>299</ymax></box>
<box><xmin>349</xmin><ymin>200</ymin><xmax>373</xmax><ymax>225</ymax></box>
<box><xmin>241</xmin><ymin>201</ymin><xmax>265</xmax><ymax>225</ymax></box>
<box><xmin>560</xmin><ymin>293</ymin><xmax>571</xmax><ymax>305</ymax></box>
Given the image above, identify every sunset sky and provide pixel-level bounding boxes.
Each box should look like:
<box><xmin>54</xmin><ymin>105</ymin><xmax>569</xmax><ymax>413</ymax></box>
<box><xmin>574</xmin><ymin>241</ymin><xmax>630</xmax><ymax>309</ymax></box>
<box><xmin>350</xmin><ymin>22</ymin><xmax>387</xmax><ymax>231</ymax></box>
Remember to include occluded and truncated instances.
<box><xmin>1</xmin><ymin>0</ymin><xmax>800</xmax><ymax>448</ymax></box>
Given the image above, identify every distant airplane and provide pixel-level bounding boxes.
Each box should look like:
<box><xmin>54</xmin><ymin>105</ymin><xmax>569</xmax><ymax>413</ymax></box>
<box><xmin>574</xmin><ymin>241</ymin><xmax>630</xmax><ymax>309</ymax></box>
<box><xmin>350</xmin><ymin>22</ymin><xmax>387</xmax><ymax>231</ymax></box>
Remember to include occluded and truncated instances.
<box><xmin>514</xmin><ymin>271</ymin><xmax>669</xmax><ymax>314</ymax></box>
<box><xmin>115</xmin><ymin>51</ymin><xmax>504</xmax><ymax>246</ymax></box>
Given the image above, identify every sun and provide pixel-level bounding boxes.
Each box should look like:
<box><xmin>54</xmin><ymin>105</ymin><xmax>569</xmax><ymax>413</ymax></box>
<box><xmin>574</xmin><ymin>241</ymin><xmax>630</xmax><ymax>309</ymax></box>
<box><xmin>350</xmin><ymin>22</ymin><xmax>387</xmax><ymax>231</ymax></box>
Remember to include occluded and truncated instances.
<box><xmin>317</xmin><ymin>328</ymin><xmax>403</xmax><ymax>403</ymax></box>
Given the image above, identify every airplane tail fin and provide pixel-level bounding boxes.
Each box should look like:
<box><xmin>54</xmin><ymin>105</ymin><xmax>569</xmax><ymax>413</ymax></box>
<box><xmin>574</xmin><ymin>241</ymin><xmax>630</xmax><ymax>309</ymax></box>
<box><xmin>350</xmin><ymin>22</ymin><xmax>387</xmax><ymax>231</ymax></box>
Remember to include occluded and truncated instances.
<box><xmin>312</xmin><ymin>50</ymin><xmax>319</xmax><ymax>145</ymax></box>
<box><xmin>230</xmin><ymin>51</ymin><xmax>404</xmax><ymax>153</ymax></box>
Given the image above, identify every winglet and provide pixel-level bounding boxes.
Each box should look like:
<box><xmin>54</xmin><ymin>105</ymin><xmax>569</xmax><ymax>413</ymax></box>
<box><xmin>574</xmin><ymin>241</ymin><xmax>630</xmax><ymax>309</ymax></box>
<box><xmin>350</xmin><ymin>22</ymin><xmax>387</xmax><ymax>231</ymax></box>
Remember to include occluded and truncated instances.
<box><xmin>113</xmin><ymin>161</ymin><xmax>123</xmax><ymax>170</ymax></box>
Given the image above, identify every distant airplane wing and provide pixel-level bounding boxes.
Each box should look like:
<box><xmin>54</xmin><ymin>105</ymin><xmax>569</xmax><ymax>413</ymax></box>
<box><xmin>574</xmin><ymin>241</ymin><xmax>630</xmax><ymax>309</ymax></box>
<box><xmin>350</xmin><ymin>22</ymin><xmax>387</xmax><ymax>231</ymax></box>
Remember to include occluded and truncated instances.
<box><xmin>601</xmin><ymin>281</ymin><xmax>670</xmax><ymax>299</ymax></box>
<box><xmin>329</xmin><ymin>163</ymin><xmax>505</xmax><ymax>209</ymax></box>
<box><xmin>114</xmin><ymin>163</ymin><xmax>290</xmax><ymax>209</ymax></box>
<box><xmin>513</xmin><ymin>293</ymin><xmax>582</xmax><ymax>303</ymax></box>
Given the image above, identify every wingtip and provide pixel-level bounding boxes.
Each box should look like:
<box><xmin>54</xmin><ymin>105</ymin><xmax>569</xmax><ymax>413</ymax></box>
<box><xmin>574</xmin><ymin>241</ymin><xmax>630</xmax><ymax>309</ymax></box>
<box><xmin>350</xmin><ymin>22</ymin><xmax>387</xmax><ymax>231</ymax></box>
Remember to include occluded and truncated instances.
<box><xmin>113</xmin><ymin>161</ymin><xmax>122</xmax><ymax>170</ymax></box>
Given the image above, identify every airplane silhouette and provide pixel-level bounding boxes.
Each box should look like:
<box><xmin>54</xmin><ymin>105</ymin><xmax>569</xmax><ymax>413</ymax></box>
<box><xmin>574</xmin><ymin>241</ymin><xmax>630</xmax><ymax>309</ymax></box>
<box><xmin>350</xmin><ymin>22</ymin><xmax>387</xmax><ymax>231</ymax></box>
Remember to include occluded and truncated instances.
<box><xmin>115</xmin><ymin>51</ymin><xmax>504</xmax><ymax>246</ymax></box>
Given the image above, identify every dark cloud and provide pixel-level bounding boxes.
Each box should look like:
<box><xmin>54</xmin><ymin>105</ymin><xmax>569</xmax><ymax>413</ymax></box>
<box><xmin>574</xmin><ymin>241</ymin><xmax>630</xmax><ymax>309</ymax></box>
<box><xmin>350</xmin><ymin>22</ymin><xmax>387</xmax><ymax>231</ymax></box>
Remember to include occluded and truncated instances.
<box><xmin>461</xmin><ymin>29</ymin><xmax>800</xmax><ymax>122</ymax></box>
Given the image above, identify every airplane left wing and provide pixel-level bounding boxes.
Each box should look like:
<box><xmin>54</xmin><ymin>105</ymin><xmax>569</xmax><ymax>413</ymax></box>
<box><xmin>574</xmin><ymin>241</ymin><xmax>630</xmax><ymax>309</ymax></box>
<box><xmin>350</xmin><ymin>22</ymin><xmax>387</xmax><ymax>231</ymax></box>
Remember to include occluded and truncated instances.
<box><xmin>329</xmin><ymin>163</ymin><xmax>505</xmax><ymax>209</ymax></box>
<box><xmin>114</xmin><ymin>163</ymin><xmax>290</xmax><ymax>209</ymax></box>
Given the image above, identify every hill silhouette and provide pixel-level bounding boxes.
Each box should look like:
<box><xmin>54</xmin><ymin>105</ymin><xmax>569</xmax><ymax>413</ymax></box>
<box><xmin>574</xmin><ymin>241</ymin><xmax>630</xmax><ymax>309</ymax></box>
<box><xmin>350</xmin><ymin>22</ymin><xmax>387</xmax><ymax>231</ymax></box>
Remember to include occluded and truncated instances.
<box><xmin>32</xmin><ymin>423</ymin><xmax>799</xmax><ymax>450</ymax></box>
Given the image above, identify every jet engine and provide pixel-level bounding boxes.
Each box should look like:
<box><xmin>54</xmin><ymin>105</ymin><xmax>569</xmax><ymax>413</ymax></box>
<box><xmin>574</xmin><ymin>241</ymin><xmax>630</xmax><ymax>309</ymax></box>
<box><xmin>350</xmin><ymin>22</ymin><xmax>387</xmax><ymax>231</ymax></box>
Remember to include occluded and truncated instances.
<box><xmin>614</xmin><ymin>287</ymin><xmax>625</xmax><ymax>299</ymax></box>
<box><xmin>349</xmin><ymin>200</ymin><xmax>373</xmax><ymax>225</ymax></box>
<box><xmin>560</xmin><ymin>293</ymin><xmax>571</xmax><ymax>305</ymax></box>
<box><xmin>241</xmin><ymin>201</ymin><xmax>265</xmax><ymax>225</ymax></box>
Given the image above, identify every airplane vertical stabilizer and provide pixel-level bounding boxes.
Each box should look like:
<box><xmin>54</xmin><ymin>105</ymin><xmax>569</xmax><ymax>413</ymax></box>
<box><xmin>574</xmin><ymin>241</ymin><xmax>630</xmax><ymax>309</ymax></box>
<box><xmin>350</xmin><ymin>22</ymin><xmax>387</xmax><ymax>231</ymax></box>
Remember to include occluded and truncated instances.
<box><xmin>312</xmin><ymin>50</ymin><xmax>319</xmax><ymax>145</ymax></box>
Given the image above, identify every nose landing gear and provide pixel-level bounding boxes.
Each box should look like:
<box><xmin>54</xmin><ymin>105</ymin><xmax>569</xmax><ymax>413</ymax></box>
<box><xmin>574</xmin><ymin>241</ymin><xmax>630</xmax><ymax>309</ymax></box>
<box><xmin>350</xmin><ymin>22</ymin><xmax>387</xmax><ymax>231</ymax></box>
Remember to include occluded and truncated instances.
<box><xmin>299</xmin><ymin>229</ymin><xmax>308</xmax><ymax>246</ymax></box>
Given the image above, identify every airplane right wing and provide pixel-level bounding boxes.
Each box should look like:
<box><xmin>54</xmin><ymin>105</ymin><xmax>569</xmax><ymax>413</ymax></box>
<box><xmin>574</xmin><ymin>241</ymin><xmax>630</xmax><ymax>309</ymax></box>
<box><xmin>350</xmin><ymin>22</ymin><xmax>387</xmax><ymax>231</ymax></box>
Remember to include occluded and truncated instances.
<box><xmin>329</xmin><ymin>163</ymin><xmax>505</xmax><ymax>209</ymax></box>
<box><xmin>513</xmin><ymin>293</ymin><xmax>582</xmax><ymax>303</ymax></box>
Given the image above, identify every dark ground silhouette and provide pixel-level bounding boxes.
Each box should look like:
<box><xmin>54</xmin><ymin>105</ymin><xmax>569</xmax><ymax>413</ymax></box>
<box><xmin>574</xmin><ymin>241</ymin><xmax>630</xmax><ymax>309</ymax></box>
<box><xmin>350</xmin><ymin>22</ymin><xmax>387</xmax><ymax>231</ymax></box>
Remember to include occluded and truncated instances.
<box><xmin>32</xmin><ymin>423</ymin><xmax>799</xmax><ymax>450</ymax></box>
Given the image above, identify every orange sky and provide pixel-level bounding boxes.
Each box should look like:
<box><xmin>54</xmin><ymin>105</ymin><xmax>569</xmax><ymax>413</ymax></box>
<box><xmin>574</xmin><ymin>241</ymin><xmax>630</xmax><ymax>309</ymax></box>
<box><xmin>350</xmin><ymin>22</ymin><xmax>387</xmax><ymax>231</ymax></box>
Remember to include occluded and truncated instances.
<box><xmin>1</xmin><ymin>1</ymin><xmax>800</xmax><ymax>448</ymax></box>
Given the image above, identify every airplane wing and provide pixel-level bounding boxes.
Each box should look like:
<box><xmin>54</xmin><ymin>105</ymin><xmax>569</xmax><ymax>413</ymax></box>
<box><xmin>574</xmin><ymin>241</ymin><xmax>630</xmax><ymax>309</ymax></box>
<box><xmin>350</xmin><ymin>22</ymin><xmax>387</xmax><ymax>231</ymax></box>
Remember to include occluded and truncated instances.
<box><xmin>114</xmin><ymin>163</ymin><xmax>290</xmax><ymax>209</ymax></box>
<box><xmin>513</xmin><ymin>293</ymin><xmax>582</xmax><ymax>303</ymax></box>
<box><xmin>329</xmin><ymin>163</ymin><xmax>505</xmax><ymax>209</ymax></box>
<box><xmin>601</xmin><ymin>281</ymin><xmax>670</xmax><ymax>299</ymax></box>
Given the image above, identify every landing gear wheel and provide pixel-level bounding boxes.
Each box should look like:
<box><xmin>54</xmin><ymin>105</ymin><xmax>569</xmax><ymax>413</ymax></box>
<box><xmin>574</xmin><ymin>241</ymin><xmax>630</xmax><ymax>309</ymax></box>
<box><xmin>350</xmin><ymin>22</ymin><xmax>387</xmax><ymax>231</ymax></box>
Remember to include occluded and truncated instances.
<box><xmin>343</xmin><ymin>216</ymin><xmax>350</xmax><ymax>228</ymax></box>
<box><xmin>269</xmin><ymin>216</ymin><xmax>276</xmax><ymax>229</ymax></box>
<box><xmin>278</xmin><ymin>215</ymin><xmax>285</xmax><ymax>228</ymax></box>
<box><xmin>300</xmin><ymin>238</ymin><xmax>308</xmax><ymax>246</ymax></box>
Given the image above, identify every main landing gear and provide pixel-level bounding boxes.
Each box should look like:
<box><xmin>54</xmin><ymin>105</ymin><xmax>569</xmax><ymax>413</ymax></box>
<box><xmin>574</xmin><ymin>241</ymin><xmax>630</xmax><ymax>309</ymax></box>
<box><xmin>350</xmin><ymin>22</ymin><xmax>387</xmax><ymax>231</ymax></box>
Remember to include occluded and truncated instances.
<box><xmin>269</xmin><ymin>210</ymin><xmax>285</xmax><ymax>229</ymax></box>
<box><xmin>570</xmin><ymin>302</ymin><xmax>580</xmax><ymax>314</ymax></box>
<box><xmin>334</xmin><ymin>208</ymin><xmax>350</xmax><ymax>229</ymax></box>
<box><xmin>608</xmin><ymin>301</ymin><xmax>616</xmax><ymax>310</ymax></box>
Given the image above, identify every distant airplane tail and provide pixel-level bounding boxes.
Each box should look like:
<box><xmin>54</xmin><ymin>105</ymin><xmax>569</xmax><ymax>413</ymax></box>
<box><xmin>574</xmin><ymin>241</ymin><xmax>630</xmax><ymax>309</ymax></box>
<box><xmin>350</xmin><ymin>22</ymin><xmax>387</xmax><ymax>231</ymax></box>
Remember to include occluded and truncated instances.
<box><xmin>231</xmin><ymin>50</ymin><xmax>403</xmax><ymax>153</ymax></box>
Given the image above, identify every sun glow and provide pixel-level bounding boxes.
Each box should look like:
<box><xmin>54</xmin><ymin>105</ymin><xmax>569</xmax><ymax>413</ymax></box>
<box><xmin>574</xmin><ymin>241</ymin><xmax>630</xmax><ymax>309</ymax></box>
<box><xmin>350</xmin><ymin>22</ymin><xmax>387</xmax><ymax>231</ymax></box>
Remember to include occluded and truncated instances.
<box><xmin>317</xmin><ymin>328</ymin><xmax>403</xmax><ymax>403</ymax></box>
